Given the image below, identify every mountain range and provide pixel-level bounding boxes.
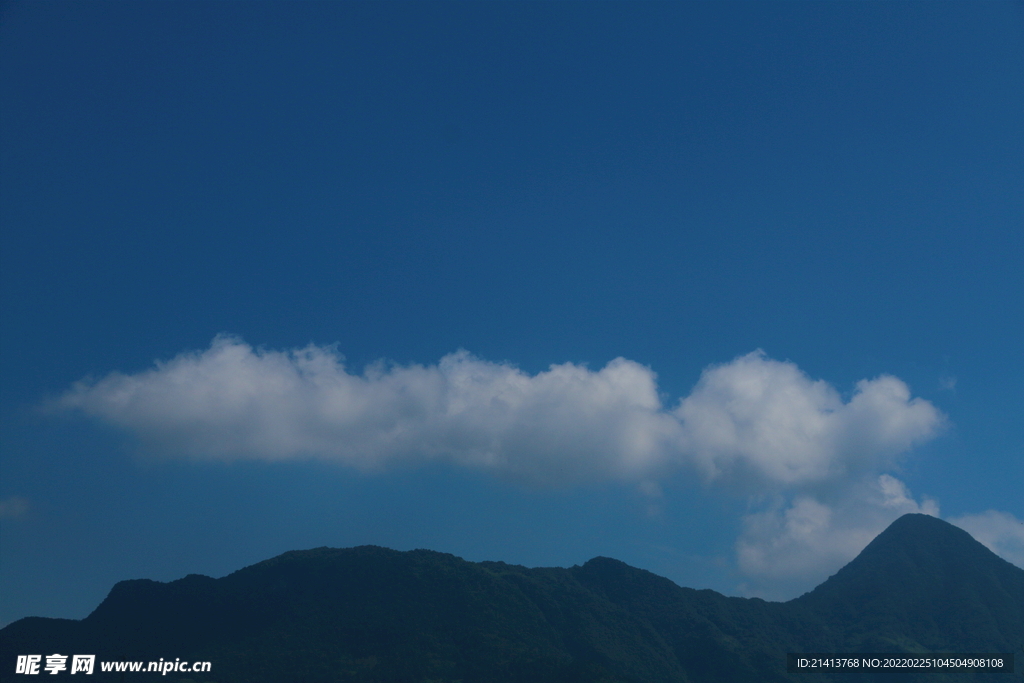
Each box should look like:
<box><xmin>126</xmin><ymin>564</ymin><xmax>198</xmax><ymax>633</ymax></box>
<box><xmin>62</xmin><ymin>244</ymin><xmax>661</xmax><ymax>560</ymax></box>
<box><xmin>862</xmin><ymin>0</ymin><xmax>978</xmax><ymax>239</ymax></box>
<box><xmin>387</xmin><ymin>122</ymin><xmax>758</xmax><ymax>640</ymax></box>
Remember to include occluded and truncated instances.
<box><xmin>2</xmin><ymin>514</ymin><xmax>1022</xmax><ymax>682</ymax></box>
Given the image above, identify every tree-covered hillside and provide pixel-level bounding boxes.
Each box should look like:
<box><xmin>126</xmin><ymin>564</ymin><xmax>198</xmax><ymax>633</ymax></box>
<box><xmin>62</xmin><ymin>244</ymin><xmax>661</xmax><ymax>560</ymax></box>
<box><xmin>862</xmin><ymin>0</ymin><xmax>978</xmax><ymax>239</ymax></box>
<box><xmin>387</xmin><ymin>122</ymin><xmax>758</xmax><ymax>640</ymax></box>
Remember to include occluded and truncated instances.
<box><xmin>2</xmin><ymin>515</ymin><xmax>1021</xmax><ymax>683</ymax></box>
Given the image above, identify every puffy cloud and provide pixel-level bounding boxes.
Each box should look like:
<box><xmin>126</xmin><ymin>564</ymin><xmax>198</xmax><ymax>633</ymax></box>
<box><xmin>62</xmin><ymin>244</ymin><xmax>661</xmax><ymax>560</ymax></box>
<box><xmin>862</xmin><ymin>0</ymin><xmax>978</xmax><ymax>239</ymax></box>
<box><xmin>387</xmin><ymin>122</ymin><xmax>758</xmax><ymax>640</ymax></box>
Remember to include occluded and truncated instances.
<box><xmin>56</xmin><ymin>338</ymin><xmax>961</xmax><ymax>594</ymax></box>
<box><xmin>950</xmin><ymin>510</ymin><xmax>1024</xmax><ymax>570</ymax></box>
<box><xmin>736</xmin><ymin>475</ymin><xmax>940</xmax><ymax>600</ymax></box>
<box><xmin>0</xmin><ymin>496</ymin><xmax>30</xmax><ymax>520</ymax></box>
<box><xmin>675</xmin><ymin>352</ymin><xmax>944</xmax><ymax>486</ymax></box>
<box><xmin>57</xmin><ymin>335</ymin><xmax>680</xmax><ymax>485</ymax></box>
<box><xmin>57</xmin><ymin>339</ymin><xmax>945</xmax><ymax>491</ymax></box>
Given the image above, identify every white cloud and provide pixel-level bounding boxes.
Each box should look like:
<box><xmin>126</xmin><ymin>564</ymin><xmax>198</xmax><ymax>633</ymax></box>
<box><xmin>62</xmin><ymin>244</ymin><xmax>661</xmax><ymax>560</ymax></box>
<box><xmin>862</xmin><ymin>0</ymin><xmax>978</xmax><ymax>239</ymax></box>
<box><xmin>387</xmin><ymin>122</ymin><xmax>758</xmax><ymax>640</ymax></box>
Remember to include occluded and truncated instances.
<box><xmin>0</xmin><ymin>496</ymin><xmax>30</xmax><ymax>520</ymax></box>
<box><xmin>57</xmin><ymin>340</ymin><xmax>945</xmax><ymax>490</ymax></box>
<box><xmin>57</xmin><ymin>335</ymin><xmax>681</xmax><ymax>485</ymax></box>
<box><xmin>950</xmin><ymin>510</ymin><xmax>1024</xmax><ymax>570</ymax></box>
<box><xmin>736</xmin><ymin>475</ymin><xmax>940</xmax><ymax>600</ymax></box>
<box><xmin>57</xmin><ymin>337</ymin><xmax>958</xmax><ymax>589</ymax></box>
<box><xmin>675</xmin><ymin>352</ymin><xmax>944</xmax><ymax>487</ymax></box>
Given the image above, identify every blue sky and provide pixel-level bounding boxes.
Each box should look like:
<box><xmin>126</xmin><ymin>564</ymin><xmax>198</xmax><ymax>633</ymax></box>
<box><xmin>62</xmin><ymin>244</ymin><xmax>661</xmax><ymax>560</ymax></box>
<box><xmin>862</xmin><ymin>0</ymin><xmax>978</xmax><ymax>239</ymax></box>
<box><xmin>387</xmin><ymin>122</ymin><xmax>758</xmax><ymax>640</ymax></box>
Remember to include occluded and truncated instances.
<box><xmin>1</xmin><ymin>1</ymin><xmax>1022</xmax><ymax>626</ymax></box>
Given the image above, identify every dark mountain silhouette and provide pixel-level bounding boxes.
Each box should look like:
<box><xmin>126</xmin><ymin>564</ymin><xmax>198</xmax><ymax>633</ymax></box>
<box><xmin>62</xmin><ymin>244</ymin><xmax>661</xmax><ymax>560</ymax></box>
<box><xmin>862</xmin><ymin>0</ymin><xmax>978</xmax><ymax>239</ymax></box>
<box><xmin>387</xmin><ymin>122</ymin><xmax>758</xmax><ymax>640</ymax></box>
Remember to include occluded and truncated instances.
<box><xmin>2</xmin><ymin>514</ymin><xmax>1021</xmax><ymax>683</ymax></box>
<box><xmin>792</xmin><ymin>514</ymin><xmax>1024</xmax><ymax>654</ymax></box>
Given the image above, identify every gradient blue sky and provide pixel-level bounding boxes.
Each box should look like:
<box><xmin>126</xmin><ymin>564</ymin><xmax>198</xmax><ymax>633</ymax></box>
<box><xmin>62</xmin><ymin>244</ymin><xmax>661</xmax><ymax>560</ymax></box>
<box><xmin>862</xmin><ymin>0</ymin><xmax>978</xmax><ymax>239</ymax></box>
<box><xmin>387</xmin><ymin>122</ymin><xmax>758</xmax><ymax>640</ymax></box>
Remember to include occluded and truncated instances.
<box><xmin>1</xmin><ymin>1</ymin><xmax>1022</xmax><ymax>627</ymax></box>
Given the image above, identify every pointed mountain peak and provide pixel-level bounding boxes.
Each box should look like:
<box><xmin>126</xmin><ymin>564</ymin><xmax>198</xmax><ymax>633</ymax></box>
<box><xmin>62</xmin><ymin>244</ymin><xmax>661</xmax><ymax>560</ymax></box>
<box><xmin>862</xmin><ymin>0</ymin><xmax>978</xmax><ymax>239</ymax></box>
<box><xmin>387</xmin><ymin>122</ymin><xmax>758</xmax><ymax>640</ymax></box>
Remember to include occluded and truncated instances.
<box><xmin>847</xmin><ymin>513</ymin><xmax>1008</xmax><ymax>572</ymax></box>
<box><xmin>872</xmin><ymin>512</ymin><xmax>973</xmax><ymax>543</ymax></box>
<box><xmin>801</xmin><ymin>514</ymin><xmax>1016</xmax><ymax>598</ymax></box>
<box><xmin>793</xmin><ymin>514</ymin><xmax>1024</xmax><ymax>651</ymax></box>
